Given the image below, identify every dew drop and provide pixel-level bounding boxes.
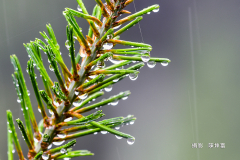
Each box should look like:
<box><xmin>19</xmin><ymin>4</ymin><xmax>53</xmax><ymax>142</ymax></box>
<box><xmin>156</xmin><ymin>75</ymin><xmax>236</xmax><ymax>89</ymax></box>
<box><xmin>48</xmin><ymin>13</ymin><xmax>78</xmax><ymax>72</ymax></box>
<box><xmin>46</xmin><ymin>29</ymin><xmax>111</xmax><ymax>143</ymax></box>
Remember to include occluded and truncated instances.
<box><xmin>161</xmin><ymin>61</ymin><xmax>169</xmax><ymax>66</ymax></box>
<box><xmin>64</xmin><ymin>117</ymin><xmax>72</xmax><ymax>122</ymax></box>
<box><xmin>80</xmin><ymin>52</ymin><xmax>86</xmax><ymax>57</ymax></box>
<box><xmin>53</xmin><ymin>140</ymin><xmax>65</xmax><ymax>146</ymax></box>
<box><xmin>104</xmin><ymin>85</ymin><xmax>113</xmax><ymax>92</ymax></box>
<box><xmin>113</xmin><ymin>78</ymin><xmax>119</xmax><ymax>82</ymax></box>
<box><xmin>73</xmin><ymin>100</ymin><xmax>81</xmax><ymax>107</ymax></box>
<box><xmin>17</xmin><ymin>97</ymin><xmax>22</xmax><ymax>103</ymax></box>
<box><xmin>53</xmin><ymin>101</ymin><xmax>60</xmax><ymax>107</ymax></box>
<box><xmin>141</xmin><ymin>53</ymin><xmax>150</xmax><ymax>62</ymax></box>
<box><xmin>49</xmin><ymin>64</ymin><xmax>54</xmax><ymax>71</ymax></box>
<box><xmin>94</xmin><ymin>132</ymin><xmax>98</xmax><ymax>135</ymax></box>
<box><xmin>65</xmin><ymin>40</ymin><xmax>70</xmax><ymax>50</ymax></box>
<box><xmin>38</xmin><ymin>108</ymin><xmax>41</xmax><ymax>113</ymax></box>
<box><xmin>79</xmin><ymin>93</ymin><xmax>88</xmax><ymax>100</ymax></box>
<box><xmin>12</xmin><ymin>149</ymin><xmax>15</xmax><ymax>153</ymax></box>
<box><xmin>47</xmin><ymin>143</ymin><xmax>52</xmax><ymax>149</ymax></box>
<box><xmin>101</xmin><ymin>131</ymin><xmax>108</xmax><ymax>134</ymax></box>
<box><xmin>147</xmin><ymin>61</ymin><xmax>156</xmax><ymax>68</ymax></box>
<box><xmin>130</xmin><ymin>121</ymin><xmax>135</xmax><ymax>125</ymax></box>
<box><xmin>27</xmin><ymin>90</ymin><xmax>30</xmax><ymax>96</ymax></box>
<box><xmin>57</xmin><ymin>133</ymin><xmax>67</xmax><ymax>138</ymax></box>
<box><xmin>8</xmin><ymin>130</ymin><xmax>12</xmax><ymax>133</ymax></box>
<box><xmin>147</xmin><ymin>12</ymin><xmax>151</xmax><ymax>14</ymax></box>
<box><xmin>127</xmin><ymin>138</ymin><xmax>135</xmax><ymax>145</ymax></box>
<box><xmin>103</xmin><ymin>43</ymin><xmax>113</xmax><ymax>50</ymax></box>
<box><xmin>42</xmin><ymin>153</ymin><xmax>50</xmax><ymax>160</ymax></box>
<box><xmin>129</xmin><ymin>72</ymin><xmax>138</xmax><ymax>81</ymax></box>
<box><xmin>49</xmin><ymin>109</ymin><xmax>53</xmax><ymax>115</ymax></box>
<box><xmin>153</xmin><ymin>8</ymin><xmax>160</xmax><ymax>13</ymax></box>
<box><xmin>77</xmin><ymin>5</ymin><xmax>82</xmax><ymax>12</ymax></box>
<box><xmin>115</xmin><ymin>126</ymin><xmax>120</xmax><ymax>130</ymax></box>
<box><xmin>75</xmin><ymin>90</ymin><xmax>79</xmax><ymax>96</ymax></box>
<box><xmin>60</xmin><ymin>148</ymin><xmax>67</xmax><ymax>154</ymax></box>
<box><xmin>113</xmin><ymin>24</ymin><xmax>122</xmax><ymax>29</ymax></box>
<box><xmin>122</xmin><ymin>96</ymin><xmax>128</xmax><ymax>100</ymax></box>
<box><xmin>64</xmin><ymin>158</ymin><xmax>71</xmax><ymax>160</ymax></box>
<box><xmin>115</xmin><ymin>135</ymin><xmax>122</xmax><ymax>139</ymax></box>
<box><xmin>111</xmin><ymin>99</ymin><xmax>119</xmax><ymax>106</ymax></box>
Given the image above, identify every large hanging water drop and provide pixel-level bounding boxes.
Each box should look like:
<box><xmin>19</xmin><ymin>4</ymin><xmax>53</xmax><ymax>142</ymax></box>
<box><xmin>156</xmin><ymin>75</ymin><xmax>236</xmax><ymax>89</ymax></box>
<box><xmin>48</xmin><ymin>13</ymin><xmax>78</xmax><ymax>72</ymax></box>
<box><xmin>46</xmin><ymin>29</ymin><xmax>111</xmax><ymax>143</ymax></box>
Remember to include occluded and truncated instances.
<box><xmin>153</xmin><ymin>7</ymin><xmax>160</xmax><ymax>13</ymax></box>
<box><xmin>115</xmin><ymin>135</ymin><xmax>122</xmax><ymax>139</ymax></box>
<box><xmin>79</xmin><ymin>93</ymin><xmax>88</xmax><ymax>100</ymax></box>
<box><xmin>53</xmin><ymin>140</ymin><xmax>65</xmax><ymax>146</ymax></box>
<box><xmin>147</xmin><ymin>61</ymin><xmax>156</xmax><ymax>68</ymax></box>
<box><xmin>127</xmin><ymin>138</ymin><xmax>135</xmax><ymax>145</ymax></box>
<box><xmin>104</xmin><ymin>85</ymin><xmax>113</xmax><ymax>92</ymax></box>
<box><xmin>103</xmin><ymin>43</ymin><xmax>113</xmax><ymax>50</ymax></box>
<box><xmin>129</xmin><ymin>72</ymin><xmax>138</xmax><ymax>81</ymax></box>
<box><xmin>42</xmin><ymin>153</ymin><xmax>50</xmax><ymax>160</ymax></box>
<box><xmin>65</xmin><ymin>40</ymin><xmax>70</xmax><ymax>50</ymax></box>
<box><xmin>141</xmin><ymin>53</ymin><xmax>150</xmax><ymax>62</ymax></box>
<box><xmin>161</xmin><ymin>61</ymin><xmax>169</xmax><ymax>66</ymax></box>
<box><xmin>77</xmin><ymin>5</ymin><xmax>82</xmax><ymax>12</ymax></box>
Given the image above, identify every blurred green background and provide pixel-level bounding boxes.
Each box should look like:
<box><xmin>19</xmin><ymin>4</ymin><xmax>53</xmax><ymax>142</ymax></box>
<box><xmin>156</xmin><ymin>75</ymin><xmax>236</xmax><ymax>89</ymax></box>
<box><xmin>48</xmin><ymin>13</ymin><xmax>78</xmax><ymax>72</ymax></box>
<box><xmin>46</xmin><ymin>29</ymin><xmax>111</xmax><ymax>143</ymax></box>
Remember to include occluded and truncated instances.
<box><xmin>1</xmin><ymin>0</ymin><xmax>240</xmax><ymax>159</ymax></box>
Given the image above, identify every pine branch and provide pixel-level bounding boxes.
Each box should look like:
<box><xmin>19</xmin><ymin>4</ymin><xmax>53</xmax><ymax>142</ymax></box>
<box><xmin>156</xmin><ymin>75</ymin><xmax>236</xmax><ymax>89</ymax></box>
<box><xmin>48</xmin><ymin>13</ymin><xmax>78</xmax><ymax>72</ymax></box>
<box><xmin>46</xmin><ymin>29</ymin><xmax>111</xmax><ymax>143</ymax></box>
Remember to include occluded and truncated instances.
<box><xmin>6</xmin><ymin>0</ymin><xmax>169</xmax><ymax>159</ymax></box>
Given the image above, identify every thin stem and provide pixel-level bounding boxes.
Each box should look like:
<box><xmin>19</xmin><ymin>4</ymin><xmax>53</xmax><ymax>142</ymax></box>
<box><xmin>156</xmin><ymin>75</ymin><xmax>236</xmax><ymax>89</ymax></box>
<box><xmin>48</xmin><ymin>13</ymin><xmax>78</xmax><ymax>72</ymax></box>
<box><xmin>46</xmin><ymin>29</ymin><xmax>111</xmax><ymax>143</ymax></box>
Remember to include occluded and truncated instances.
<box><xmin>7</xmin><ymin>110</ymin><xmax>25</xmax><ymax>160</ymax></box>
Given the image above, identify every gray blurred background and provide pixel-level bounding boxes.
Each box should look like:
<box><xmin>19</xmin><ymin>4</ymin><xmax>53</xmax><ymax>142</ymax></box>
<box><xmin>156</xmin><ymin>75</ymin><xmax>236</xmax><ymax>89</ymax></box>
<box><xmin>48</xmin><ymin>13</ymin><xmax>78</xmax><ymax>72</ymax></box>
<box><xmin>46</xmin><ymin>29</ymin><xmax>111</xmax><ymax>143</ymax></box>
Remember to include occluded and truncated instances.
<box><xmin>1</xmin><ymin>0</ymin><xmax>240</xmax><ymax>159</ymax></box>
